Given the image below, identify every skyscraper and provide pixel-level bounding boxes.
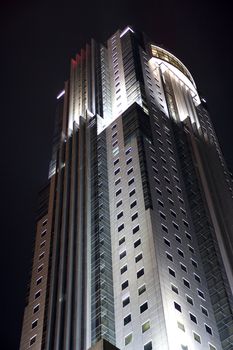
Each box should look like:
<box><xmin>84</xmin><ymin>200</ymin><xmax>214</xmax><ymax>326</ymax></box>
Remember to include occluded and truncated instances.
<box><xmin>19</xmin><ymin>26</ymin><xmax>233</xmax><ymax>350</ymax></box>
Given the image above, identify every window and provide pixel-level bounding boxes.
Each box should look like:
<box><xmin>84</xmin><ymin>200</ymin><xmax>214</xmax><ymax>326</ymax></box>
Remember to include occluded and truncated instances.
<box><xmin>124</xmin><ymin>314</ymin><xmax>131</xmax><ymax>325</ymax></box>
<box><xmin>173</xmin><ymin>222</ymin><xmax>179</xmax><ymax>230</ymax></box>
<box><xmin>129</xmin><ymin>189</ymin><xmax>136</xmax><ymax>197</ymax></box>
<box><xmin>131</xmin><ymin>212</ymin><xmax>138</xmax><ymax>221</ymax></box>
<box><xmin>205</xmin><ymin>324</ymin><xmax>212</xmax><ymax>335</ymax></box>
<box><xmin>186</xmin><ymin>232</ymin><xmax>192</xmax><ymax>240</ymax></box>
<box><xmin>160</xmin><ymin>212</ymin><xmax>166</xmax><ymax>220</ymax></box>
<box><xmin>209</xmin><ymin>344</ymin><xmax>216</xmax><ymax>350</ymax></box>
<box><xmin>116</xmin><ymin>188</ymin><xmax>122</xmax><ymax>196</ymax></box>
<box><xmin>161</xmin><ymin>224</ymin><xmax>168</xmax><ymax>232</ymax></box>
<box><xmin>135</xmin><ymin>253</ymin><xmax>143</xmax><ymax>263</ymax></box>
<box><xmin>193</xmin><ymin>332</ymin><xmax>201</xmax><ymax>343</ymax></box>
<box><xmin>37</xmin><ymin>264</ymin><xmax>43</xmax><ymax>272</ymax></box>
<box><xmin>117</xmin><ymin>211</ymin><xmax>123</xmax><ymax>220</ymax></box>
<box><xmin>164</xmin><ymin>238</ymin><xmax>170</xmax><ymax>247</ymax></box>
<box><xmin>186</xmin><ymin>295</ymin><xmax>193</xmax><ymax>305</ymax></box>
<box><xmin>174</xmin><ymin>302</ymin><xmax>181</xmax><ymax>312</ymax></box>
<box><xmin>123</xmin><ymin>296</ymin><xmax>130</xmax><ymax>307</ymax></box>
<box><xmin>121</xmin><ymin>280</ymin><xmax>128</xmax><ymax>290</ymax></box>
<box><xmin>166</xmin><ymin>252</ymin><xmax>173</xmax><ymax>261</ymax></box>
<box><xmin>170</xmin><ymin>210</ymin><xmax>176</xmax><ymax>217</ymax></box>
<box><xmin>127</xmin><ymin>167</ymin><xmax>133</xmax><ymax>175</ymax></box>
<box><xmin>142</xmin><ymin>320</ymin><xmax>150</xmax><ymax>333</ymax></box>
<box><xmin>128</xmin><ymin>178</ymin><xmax>134</xmax><ymax>186</ymax></box>
<box><xmin>183</xmin><ymin>279</ymin><xmax>190</xmax><ymax>288</ymax></box>
<box><xmin>197</xmin><ymin>289</ymin><xmax>205</xmax><ymax>299</ymax></box>
<box><xmin>190</xmin><ymin>313</ymin><xmax>197</xmax><ymax>323</ymax></box>
<box><xmin>183</xmin><ymin>220</ymin><xmax>189</xmax><ymax>228</ymax></box>
<box><xmin>201</xmin><ymin>306</ymin><xmax>208</xmax><ymax>317</ymax></box>
<box><xmin>177</xmin><ymin>321</ymin><xmax>185</xmax><ymax>332</ymax></box>
<box><xmin>32</xmin><ymin>319</ymin><xmax>38</xmax><ymax>329</ymax></box>
<box><xmin>118</xmin><ymin>224</ymin><xmax>124</xmax><ymax>232</ymax></box>
<box><xmin>112</xmin><ymin>132</ymin><xmax>117</xmax><ymax>138</ymax></box>
<box><xmin>111</xmin><ymin>123</ymin><xmax>117</xmax><ymax>130</ymax></box>
<box><xmin>156</xmin><ymin>188</ymin><xmax>162</xmax><ymax>195</ymax></box>
<box><xmin>126</xmin><ymin>158</ymin><xmax>132</xmax><ymax>165</ymax></box>
<box><xmin>191</xmin><ymin>259</ymin><xmax>198</xmax><ymax>268</ymax></box>
<box><xmin>112</xmin><ymin>140</ymin><xmax>118</xmax><ymax>147</ymax></box>
<box><xmin>175</xmin><ymin>235</ymin><xmax>181</xmax><ymax>243</ymax></box>
<box><xmin>134</xmin><ymin>238</ymin><xmax>141</xmax><ymax>248</ymax></box>
<box><xmin>36</xmin><ymin>277</ymin><xmax>42</xmax><ymax>285</ymax></box>
<box><xmin>125</xmin><ymin>333</ymin><xmax>132</xmax><ymax>346</ymax></box>
<box><xmin>119</xmin><ymin>237</ymin><xmax>125</xmax><ymax>245</ymax></box>
<box><xmin>35</xmin><ymin>291</ymin><xmax>41</xmax><ymax>299</ymax></box>
<box><xmin>168</xmin><ymin>198</ymin><xmax>174</xmax><ymax>205</ymax></box>
<box><xmin>116</xmin><ymin>200</ymin><xmax>122</xmax><ymax>208</ymax></box>
<box><xmin>130</xmin><ymin>200</ymin><xmax>137</xmax><ymax>209</ymax></box>
<box><xmin>194</xmin><ymin>274</ymin><xmax>201</xmax><ymax>283</ymax></box>
<box><xmin>33</xmin><ymin>304</ymin><xmax>40</xmax><ymax>313</ymax></box>
<box><xmin>133</xmin><ymin>225</ymin><xmax>139</xmax><ymax>234</ymax></box>
<box><xmin>120</xmin><ymin>251</ymin><xmax>126</xmax><ymax>260</ymax></box>
<box><xmin>158</xmin><ymin>199</ymin><xmax>164</xmax><ymax>207</ymax></box>
<box><xmin>138</xmin><ymin>284</ymin><xmax>146</xmax><ymax>295</ymax></box>
<box><xmin>114</xmin><ymin>158</ymin><xmax>119</xmax><ymax>166</ymax></box>
<box><xmin>166</xmin><ymin>187</ymin><xmax>172</xmax><ymax>194</ymax></box>
<box><xmin>137</xmin><ymin>268</ymin><xmax>144</xmax><ymax>279</ymax></box>
<box><xmin>41</xmin><ymin>230</ymin><xmax>46</xmax><ymax>237</ymax></box>
<box><xmin>180</xmin><ymin>263</ymin><xmax>187</xmax><ymax>272</ymax></box>
<box><xmin>115</xmin><ymin>178</ymin><xmax>121</xmax><ymax>186</ymax></box>
<box><xmin>29</xmin><ymin>336</ymin><xmax>36</xmax><ymax>346</ymax></box>
<box><xmin>168</xmin><ymin>268</ymin><xmax>176</xmax><ymax>277</ymax></box>
<box><xmin>144</xmin><ymin>341</ymin><xmax>152</xmax><ymax>350</ymax></box>
<box><xmin>188</xmin><ymin>245</ymin><xmax>194</xmax><ymax>254</ymax></box>
<box><xmin>40</xmin><ymin>241</ymin><xmax>46</xmax><ymax>249</ymax></box>
<box><xmin>42</xmin><ymin>219</ymin><xmax>47</xmax><ymax>226</ymax></box>
<box><xmin>181</xmin><ymin>346</ymin><xmax>188</xmax><ymax>350</ymax></box>
<box><xmin>120</xmin><ymin>265</ymin><xmax>127</xmax><ymax>274</ymax></box>
<box><xmin>140</xmin><ymin>301</ymin><xmax>148</xmax><ymax>313</ymax></box>
<box><xmin>125</xmin><ymin>147</ymin><xmax>131</xmax><ymax>155</ymax></box>
<box><xmin>114</xmin><ymin>168</ymin><xmax>120</xmax><ymax>175</ymax></box>
<box><xmin>177</xmin><ymin>249</ymin><xmax>184</xmax><ymax>258</ymax></box>
<box><xmin>171</xmin><ymin>284</ymin><xmax>179</xmax><ymax>294</ymax></box>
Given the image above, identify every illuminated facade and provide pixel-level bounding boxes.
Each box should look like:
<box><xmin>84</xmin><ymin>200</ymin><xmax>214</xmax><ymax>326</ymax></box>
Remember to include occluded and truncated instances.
<box><xmin>20</xmin><ymin>27</ymin><xmax>233</xmax><ymax>350</ymax></box>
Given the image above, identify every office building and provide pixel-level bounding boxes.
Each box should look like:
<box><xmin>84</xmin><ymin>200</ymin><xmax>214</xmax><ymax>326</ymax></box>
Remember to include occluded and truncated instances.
<box><xmin>20</xmin><ymin>26</ymin><xmax>233</xmax><ymax>350</ymax></box>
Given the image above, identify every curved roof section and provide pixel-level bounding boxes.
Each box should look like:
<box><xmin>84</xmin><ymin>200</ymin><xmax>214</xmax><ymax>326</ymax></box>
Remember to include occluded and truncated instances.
<box><xmin>151</xmin><ymin>44</ymin><xmax>196</xmax><ymax>88</ymax></box>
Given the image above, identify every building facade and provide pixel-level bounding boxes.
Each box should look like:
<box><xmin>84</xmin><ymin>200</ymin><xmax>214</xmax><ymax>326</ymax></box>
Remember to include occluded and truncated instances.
<box><xmin>20</xmin><ymin>26</ymin><xmax>233</xmax><ymax>350</ymax></box>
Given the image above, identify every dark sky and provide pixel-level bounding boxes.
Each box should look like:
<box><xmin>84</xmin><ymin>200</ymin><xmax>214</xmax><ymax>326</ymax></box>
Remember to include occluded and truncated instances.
<box><xmin>0</xmin><ymin>0</ymin><xmax>232</xmax><ymax>348</ymax></box>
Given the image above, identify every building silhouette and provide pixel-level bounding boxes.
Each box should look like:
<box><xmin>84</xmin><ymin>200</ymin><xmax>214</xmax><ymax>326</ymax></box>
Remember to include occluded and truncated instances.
<box><xmin>20</xmin><ymin>26</ymin><xmax>233</xmax><ymax>350</ymax></box>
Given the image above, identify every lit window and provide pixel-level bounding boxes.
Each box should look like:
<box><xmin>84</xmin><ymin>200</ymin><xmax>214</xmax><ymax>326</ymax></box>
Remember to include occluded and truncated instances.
<box><xmin>142</xmin><ymin>320</ymin><xmax>150</xmax><ymax>333</ymax></box>
<box><xmin>193</xmin><ymin>332</ymin><xmax>201</xmax><ymax>343</ymax></box>
<box><xmin>138</xmin><ymin>284</ymin><xmax>146</xmax><ymax>295</ymax></box>
<box><xmin>125</xmin><ymin>333</ymin><xmax>132</xmax><ymax>346</ymax></box>
<box><xmin>177</xmin><ymin>321</ymin><xmax>185</xmax><ymax>332</ymax></box>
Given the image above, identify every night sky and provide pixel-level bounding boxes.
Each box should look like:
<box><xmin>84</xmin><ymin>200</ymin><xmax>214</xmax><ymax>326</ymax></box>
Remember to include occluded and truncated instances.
<box><xmin>1</xmin><ymin>0</ymin><xmax>232</xmax><ymax>348</ymax></box>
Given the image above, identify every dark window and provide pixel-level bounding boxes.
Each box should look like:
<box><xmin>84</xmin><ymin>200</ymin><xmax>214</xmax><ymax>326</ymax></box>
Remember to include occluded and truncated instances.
<box><xmin>41</xmin><ymin>230</ymin><xmax>46</xmax><ymax>237</ymax></box>
<box><xmin>173</xmin><ymin>222</ymin><xmax>179</xmax><ymax>230</ymax></box>
<box><xmin>194</xmin><ymin>274</ymin><xmax>201</xmax><ymax>283</ymax></box>
<box><xmin>118</xmin><ymin>224</ymin><xmax>124</xmax><ymax>232</ymax></box>
<box><xmin>126</xmin><ymin>158</ymin><xmax>132</xmax><ymax>165</ymax></box>
<box><xmin>197</xmin><ymin>290</ymin><xmax>205</xmax><ymax>299</ymax></box>
<box><xmin>166</xmin><ymin>252</ymin><xmax>173</xmax><ymax>261</ymax></box>
<box><xmin>158</xmin><ymin>199</ymin><xmax>164</xmax><ymax>207</ymax></box>
<box><xmin>114</xmin><ymin>158</ymin><xmax>119</xmax><ymax>166</ymax></box>
<box><xmin>36</xmin><ymin>277</ymin><xmax>42</xmax><ymax>285</ymax></box>
<box><xmin>201</xmin><ymin>306</ymin><xmax>208</xmax><ymax>316</ymax></box>
<box><xmin>114</xmin><ymin>168</ymin><xmax>120</xmax><ymax>175</ymax></box>
<box><xmin>177</xmin><ymin>249</ymin><xmax>184</xmax><ymax>258</ymax></box>
<box><xmin>205</xmin><ymin>324</ymin><xmax>212</xmax><ymax>335</ymax></box>
<box><xmin>132</xmin><ymin>212</ymin><xmax>138</xmax><ymax>221</ymax></box>
<box><xmin>29</xmin><ymin>336</ymin><xmax>36</xmax><ymax>346</ymax></box>
<box><xmin>125</xmin><ymin>147</ymin><xmax>131</xmax><ymax>155</ymax></box>
<box><xmin>130</xmin><ymin>200</ymin><xmax>137</xmax><ymax>209</ymax></box>
<box><xmin>124</xmin><ymin>314</ymin><xmax>131</xmax><ymax>325</ymax></box>
<box><xmin>171</xmin><ymin>285</ymin><xmax>178</xmax><ymax>294</ymax></box>
<box><xmin>119</xmin><ymin>237</ymin><xmax>125</xmax><ymax>245</ymax></box>
<box><xmin>144</xmin><ymin>341</ymin><xmax>152</xmax><ymax>350</ymax></box>
<box><xmin>134</xmin><ymin>239</ymin><xmax>141</xmax><ymax>248</ymax></box>
<box><xmin>128</xmin><ymin>178</ymin><xmax>135</xmax><ymax>186</ymax></box>
<box><xmin>190</xmin><ymin>313</ymin><xmax>197</xmax><ymax>323</ymax></box>
<box><xmin>35</xmin><ymin>291</ymin><xmax>41</xmax><ymax>299</ymax></box>
<box><xmin>116</xmin><ymin>200</ymin><xmax>122</xmax><ymax>208</ymax></box>
<box><xmin>175</xmin><ymin>235</ymin><xmax>181</xmax><ymax>243</ymax></box>
<box><xmin>183</xmin><ymin>279</ymin><xmax>190</xmax><ymax>288</ymax></box>
<box><xmin>120</xmin><ymin>265</ymin><xmax>127</xmax><ymax>274</ymax></box>
<box><xmin>188</xmin><ymin>245</ymin><xmax>194</xmax><ymax>254</ymax></box>
<box><xmin>32</xmin><ymin>320</ymin><xmax>38</xmax><ymax>329</ymax></box>
<box><xmin>161</xmin><ymin>224</ymin><xmax>168</xmax><ymax>232</ymax></box>
<box><xmin>135</xmin><ymin>253</ymin><xmax>143</xmax><ymax>263</ymax></box>
<box><xmin>186</xmin><ymin>295</ymin><xmax>193</xmax><ymax>305</ymax></box>
<box><xmin>116</xmin><ymin>188</ymin><xmax>122</xmax><ymax>196</ymax></box>
<box><xmin>164</xmin><ymin>238</ymin><xmax>170</xmax><ymax>247</ymax></box>
<box><xmin>168</xmin><ymin>268</ymin><xmax>176</xmax><ymax>277</ymax></box>
<box><xmin>127</xmin><ymin>167</ymin><xmax>133</xmax><ymax>175</ymax></box>
<box><xmin>180</xmin><ymin>264</ymin><xmax>187</xmax><ymax>272</ymax></box>
<box><xmin>121</xmin><ymin>280</ymin><xmax>128</xmax><ymax>290</ymax></box>
<box><xmin>140</xmin><ymin>302</ymin><xmax>148</xmax><ymax>313</ymax></box>
<box><xmin>115</xmin><ymin>178</ymin><xmax>121</xmax><ymax>186</ymax></box>
<box><xmin>137</xmin><ymin>268</ymin><xmax>144</xmax><ymax>279</ymax></box>
<box><xmin>123</xmin><ymin>296</ymin><xmax>130</xmax><ymax>307</ymax></box>
<box><xmin>191</xmin><ymin>259</ymin><xmax>198</xmax><ymax>268</ymax></box>
<box><xmin>133</xmin><ymin>225</ymin><xmax>139</xmax><ymax>234</ymax></box>
<box><xmin>174</xmin><ymin>302</ymin><xmax>181</xmax><ymax>312</ymax></box>
<box><xmin>33</xmin><ymin>305</ymin><xmax>40</xmax><ymax>313</ymax></box>
<box><xmin>117</xmin><ymin>211</ymin><xmax>123</xmax><ymax>220</ymax></box>
<box><xmin>160</xmin><ymin>212</ymin><xmax>166</xmax><ymax>220</ymax></box>
<box><xmin>129</xmin><ymin>189</ymin><xmax>136</xmax><ymax>197</ymax></box>
<box><xmin>120</xmin><ymin>250</ymin><xmax>126</xmax><ymax>259</ymax></box>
